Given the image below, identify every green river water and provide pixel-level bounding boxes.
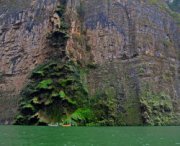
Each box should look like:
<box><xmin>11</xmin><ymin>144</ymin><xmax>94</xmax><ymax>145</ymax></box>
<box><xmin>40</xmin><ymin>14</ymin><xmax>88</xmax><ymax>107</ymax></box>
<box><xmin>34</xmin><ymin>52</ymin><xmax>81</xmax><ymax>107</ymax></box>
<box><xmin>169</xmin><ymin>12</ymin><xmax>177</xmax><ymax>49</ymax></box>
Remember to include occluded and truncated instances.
<box><xmin>0</xmin><ymin>126</ymin><xmax>180</xmax><ymax>146</ymax></box>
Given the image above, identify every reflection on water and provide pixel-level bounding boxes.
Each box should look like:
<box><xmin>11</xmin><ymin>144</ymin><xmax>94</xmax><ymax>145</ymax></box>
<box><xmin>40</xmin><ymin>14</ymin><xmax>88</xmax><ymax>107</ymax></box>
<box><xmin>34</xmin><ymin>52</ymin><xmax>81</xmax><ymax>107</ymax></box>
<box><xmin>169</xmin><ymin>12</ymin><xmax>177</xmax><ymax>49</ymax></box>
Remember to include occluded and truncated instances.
<box><xmin>0</xmin><ymin>126</ymin><xmax>180</xmax><ymax>146</ymax></box>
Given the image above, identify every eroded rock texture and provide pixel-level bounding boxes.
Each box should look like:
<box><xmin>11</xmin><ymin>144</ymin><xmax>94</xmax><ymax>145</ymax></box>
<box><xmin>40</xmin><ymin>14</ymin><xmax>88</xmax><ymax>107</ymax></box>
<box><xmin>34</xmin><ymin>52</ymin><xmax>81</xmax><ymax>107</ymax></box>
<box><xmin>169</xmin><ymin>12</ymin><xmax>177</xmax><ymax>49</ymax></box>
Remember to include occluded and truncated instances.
<box><xmin>0</xmin><ymin>0</ymin><xmax>59</xmax><ymax>124</ymax></box>
<box><xmin>65</xmin><ymin>0</ymin><xmax>180</xmax><ymax>125</ymax></box>
<box><xmin>87</xmin><ymin>0</ymin><xmax>180</xmax><ymax>124</ymax></box>
<box><xmin>0</xmin><ymin>0</ymin><xmax>179</xmax><ymax>125</ymax></box>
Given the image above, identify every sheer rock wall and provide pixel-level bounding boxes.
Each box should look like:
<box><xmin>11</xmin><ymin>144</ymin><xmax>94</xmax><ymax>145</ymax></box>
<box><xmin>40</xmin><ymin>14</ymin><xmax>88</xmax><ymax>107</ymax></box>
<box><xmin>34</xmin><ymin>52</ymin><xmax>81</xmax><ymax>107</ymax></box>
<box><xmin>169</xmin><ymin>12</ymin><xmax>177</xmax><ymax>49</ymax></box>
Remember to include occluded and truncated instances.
<box><xmin>0</xmin><ymin>0</ymin><xmax>179</xmax><ymax>124</ymax></box>
<box><xmin>0</xmin><ymin>0</ymin><xmax>58</xmax><ymax>124</ymax></box>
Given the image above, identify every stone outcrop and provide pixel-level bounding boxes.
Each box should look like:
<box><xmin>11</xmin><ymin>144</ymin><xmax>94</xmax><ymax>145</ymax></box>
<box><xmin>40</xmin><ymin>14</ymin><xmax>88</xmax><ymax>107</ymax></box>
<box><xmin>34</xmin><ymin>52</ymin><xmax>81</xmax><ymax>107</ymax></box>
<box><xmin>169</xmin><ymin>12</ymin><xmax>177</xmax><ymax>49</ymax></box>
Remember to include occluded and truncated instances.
<box><xmin>0</xmin><ymin>0</ymin><xmax>179</xmax><ymax>125</ymax></box>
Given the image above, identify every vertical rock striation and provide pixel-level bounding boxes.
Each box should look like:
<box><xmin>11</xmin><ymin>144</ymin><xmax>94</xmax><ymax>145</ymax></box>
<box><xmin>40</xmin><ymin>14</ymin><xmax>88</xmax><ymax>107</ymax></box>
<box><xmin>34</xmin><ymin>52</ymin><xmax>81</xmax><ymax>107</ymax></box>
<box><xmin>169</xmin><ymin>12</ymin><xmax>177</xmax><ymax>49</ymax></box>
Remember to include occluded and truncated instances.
<box><xmin>0</xmin><ymin>0</ymin><xmax>59</xmax><ymax>124</ymax></box>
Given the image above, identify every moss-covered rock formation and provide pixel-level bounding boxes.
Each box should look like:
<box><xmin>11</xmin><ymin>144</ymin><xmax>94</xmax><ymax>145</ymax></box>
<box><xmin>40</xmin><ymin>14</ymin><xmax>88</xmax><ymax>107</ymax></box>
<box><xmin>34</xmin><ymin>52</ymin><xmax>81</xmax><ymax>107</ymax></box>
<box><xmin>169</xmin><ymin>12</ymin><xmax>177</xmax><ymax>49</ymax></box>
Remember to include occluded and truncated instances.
<box><xmin>47</xmin><ymin>3</ymin><xmax>70</xmax><ymax>48</ymax></box>
<box><xmin>14</xmin><ymin>60</ymin><xmax>92</xmax><ymax>125</ymax></box>
<box><xmin>14</xmin><ymin>0</ymin><xmax>95</xmax><ymax>126</ymax></box>
<box><xmin>14</xmin><ymin>0</ymin><xmax>92</xmax><ymax>125</ymax></box>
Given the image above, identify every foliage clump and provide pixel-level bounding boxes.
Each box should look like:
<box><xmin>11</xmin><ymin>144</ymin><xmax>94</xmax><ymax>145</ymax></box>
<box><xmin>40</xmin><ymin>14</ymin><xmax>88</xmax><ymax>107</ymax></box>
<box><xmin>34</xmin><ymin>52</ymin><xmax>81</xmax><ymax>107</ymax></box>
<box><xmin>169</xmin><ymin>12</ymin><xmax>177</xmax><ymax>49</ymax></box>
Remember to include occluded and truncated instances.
<box><xmin>89</xmin><ymin>87</ymin><xmax>119</xmax><ymax>126</ymax></box>
<box><xmin>140</xmin><ymin>92</ymin><xmax>174</xmax><ymax>126</ymax></box>
<box><xmin>168</xmin><ymin>0</ymin><xmax>180</xmax><ymax>13</ymax></box>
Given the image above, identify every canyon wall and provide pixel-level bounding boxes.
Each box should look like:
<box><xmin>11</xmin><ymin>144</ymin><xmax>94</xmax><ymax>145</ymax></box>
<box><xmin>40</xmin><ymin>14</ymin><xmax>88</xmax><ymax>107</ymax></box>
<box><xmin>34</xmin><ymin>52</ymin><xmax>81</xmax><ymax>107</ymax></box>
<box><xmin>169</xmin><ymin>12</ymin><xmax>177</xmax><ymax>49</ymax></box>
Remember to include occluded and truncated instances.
<box><xmin>85</xmin><ymin>0</ymin><xmax>180</xmax><ymax>124</ymax></box>
<box><xmin>0</xmin><ymin>0</ymin><xmax>179</xmax><ymax>125</ymax></box>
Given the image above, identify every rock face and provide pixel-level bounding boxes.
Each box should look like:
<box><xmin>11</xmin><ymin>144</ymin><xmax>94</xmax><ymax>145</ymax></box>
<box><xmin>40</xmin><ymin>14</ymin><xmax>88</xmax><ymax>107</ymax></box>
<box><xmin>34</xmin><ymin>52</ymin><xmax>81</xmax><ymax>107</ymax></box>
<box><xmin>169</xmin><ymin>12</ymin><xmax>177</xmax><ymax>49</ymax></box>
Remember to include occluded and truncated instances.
<box><xmin>0</xmin><ymin>0</ymin><xmax>179</xmax><ymax>125</ymax></box>
<box><xmin>0</xmin><ymin>0</ymin><xmax>59</xmax><ymax>124</ymax></box>
<box><xmin>78</xmin><ymin>0</ymin><xmax>180</xmax><ymax>125</ymax></box>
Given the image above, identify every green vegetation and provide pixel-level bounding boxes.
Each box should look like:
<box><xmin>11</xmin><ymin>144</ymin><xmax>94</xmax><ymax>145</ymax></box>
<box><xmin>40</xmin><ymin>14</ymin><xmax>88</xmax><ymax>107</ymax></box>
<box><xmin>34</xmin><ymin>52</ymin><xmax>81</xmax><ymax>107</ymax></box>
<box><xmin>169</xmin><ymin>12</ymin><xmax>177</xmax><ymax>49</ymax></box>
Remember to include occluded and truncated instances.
<box><xmin>14</xmin><ymin>60</ymin><xmax>177</xmax><ymax>126</ymax></box>
<box><xmin>148</xmin><ymin>0</ymin><xmax>180</xmax><ymax>25</ymax></box>
<box><xmin>14</xmin><ymin>60</ymin><xmax>90</xmax><ymax>125</ymax></box>
<box><xmin>90</xmin><ymin>88</ymin><xmax>119</xmax><ymax>126</ymax></box>
<box><xmin>62</xmin><ymin>108</ymin><xmax>95</xmax><ymax>126</ymax></box>
<box><xmin>14</xmin><ymin>60</ymin><xmax>122</xmax><ymax>126</ymax></box>
<box><xmin>140</xmin><ymin>91</ymin><xmax>174</xmax><ymax>126</ymax></box>
<box><xmin>168</xmin><ymin>0</ymin><xmax>180</xmax><ymax>13</ymax></box>
<box><xmin>47</xmin><ymin>1</ymin><xmax>70</xmax><ymax>48</ymax></box>
<box><xmin>14</xmin><ymin>0</ymin><xmax>96</xmax><ymax>126</ymax></box>
<box><xmin>118</xmin><ymin>98</ymin><xmax>142</xmax><ymax>126</ymax></box>
<box><xmin>148</xmin><ymin>0</ymin><xmax>161</xmax><ymax>5</ymax></box>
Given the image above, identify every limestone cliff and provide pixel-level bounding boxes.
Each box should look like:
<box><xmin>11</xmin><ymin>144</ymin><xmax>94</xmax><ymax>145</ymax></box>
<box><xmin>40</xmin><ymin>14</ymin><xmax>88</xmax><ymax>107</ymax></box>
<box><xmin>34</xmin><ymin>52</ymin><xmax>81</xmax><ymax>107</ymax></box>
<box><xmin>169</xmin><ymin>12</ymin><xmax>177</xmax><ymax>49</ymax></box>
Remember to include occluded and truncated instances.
<box><xmin>0</xmin><ymin>0</ymin><xmax>179</xmax><ymax>125</ymax></box>
<box><xmin>0</xmin><ymin>0</ymin><xmax>59</xmax><ymax>124</ymax></box>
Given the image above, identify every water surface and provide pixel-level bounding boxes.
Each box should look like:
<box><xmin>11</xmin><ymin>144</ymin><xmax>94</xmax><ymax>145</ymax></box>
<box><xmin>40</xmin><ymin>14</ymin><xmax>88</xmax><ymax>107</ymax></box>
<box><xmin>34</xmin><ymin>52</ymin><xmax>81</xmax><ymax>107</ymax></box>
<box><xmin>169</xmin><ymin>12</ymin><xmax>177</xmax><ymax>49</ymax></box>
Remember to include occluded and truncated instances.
<box><xmin>0</xmin><ymin>126</ymin><xmax>180</xmax><ymax>146</ymax></box>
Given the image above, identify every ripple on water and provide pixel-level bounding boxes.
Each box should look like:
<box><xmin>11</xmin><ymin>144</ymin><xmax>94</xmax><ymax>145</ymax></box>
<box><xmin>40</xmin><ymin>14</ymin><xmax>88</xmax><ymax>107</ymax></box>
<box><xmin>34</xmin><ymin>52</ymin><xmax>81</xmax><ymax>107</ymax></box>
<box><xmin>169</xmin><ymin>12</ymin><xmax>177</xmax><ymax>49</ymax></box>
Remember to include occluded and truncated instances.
<box><xmin>143</xmin><ymin>144</ymin><xmax>150</xmax><ymax>146</ymax></box>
